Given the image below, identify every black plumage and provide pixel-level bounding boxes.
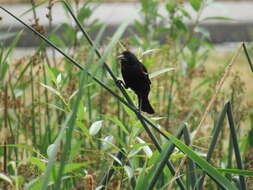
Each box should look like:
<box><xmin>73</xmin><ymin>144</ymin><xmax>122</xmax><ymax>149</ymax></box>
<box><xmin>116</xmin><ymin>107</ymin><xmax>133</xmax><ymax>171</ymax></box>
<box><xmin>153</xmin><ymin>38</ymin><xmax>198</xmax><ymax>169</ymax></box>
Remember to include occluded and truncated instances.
<box><xmin>118</xmin><ymin>51</ymin><xmax>154</xmax><ymax>114</ymax></box>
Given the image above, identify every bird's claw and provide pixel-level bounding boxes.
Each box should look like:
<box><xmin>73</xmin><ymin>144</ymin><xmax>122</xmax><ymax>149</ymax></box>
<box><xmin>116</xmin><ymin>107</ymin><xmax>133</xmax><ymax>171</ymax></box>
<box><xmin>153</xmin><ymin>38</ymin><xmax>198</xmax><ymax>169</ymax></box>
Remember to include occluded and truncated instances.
<box><xmin>116</xmin><ymin>79</ymin><xmax>123</xmax><ymax>86</ymax></box>
<box><xmin>116</xmin><ymin>79</ymin><xmax>127</xmax><ymax>89</ymax></box>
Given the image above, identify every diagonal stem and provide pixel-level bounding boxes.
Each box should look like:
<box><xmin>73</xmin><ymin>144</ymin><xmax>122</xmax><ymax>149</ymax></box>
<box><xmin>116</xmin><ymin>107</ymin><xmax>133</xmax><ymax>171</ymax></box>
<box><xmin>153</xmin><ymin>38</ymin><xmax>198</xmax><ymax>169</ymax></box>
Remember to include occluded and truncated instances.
<box><xmin>242</xmin><ymin>42</ymin><xmax>253</xmax><ymax>72</ymax></box>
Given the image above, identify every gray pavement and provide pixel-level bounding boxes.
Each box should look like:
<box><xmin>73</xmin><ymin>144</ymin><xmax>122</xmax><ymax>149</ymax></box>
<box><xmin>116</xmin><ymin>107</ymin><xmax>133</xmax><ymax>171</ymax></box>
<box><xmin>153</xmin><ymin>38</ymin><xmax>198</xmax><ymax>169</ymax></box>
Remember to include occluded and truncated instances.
<box><xmin>11</xmin><ymin>42</ymin><xmax>241</xmax><ymax>59</ymax></box>
<box><xmin>1</xmin><ymin>2</ymin><xmax>253</xmax><ymax>46</ymax></box>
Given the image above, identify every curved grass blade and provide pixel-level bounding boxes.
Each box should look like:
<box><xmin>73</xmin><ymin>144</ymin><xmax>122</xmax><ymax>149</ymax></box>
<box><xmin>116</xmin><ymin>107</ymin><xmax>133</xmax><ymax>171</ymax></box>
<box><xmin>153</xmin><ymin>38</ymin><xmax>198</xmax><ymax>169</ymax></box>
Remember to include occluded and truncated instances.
<box><xmin>217</xmin><ymin>168</ymin><xmax>253</xmax><ymax>177</ymax></box>
<box><xmin>165</xmin><ymin>131</ymin><xmax>238</xmax><ymax>190</ymax></box>
<box><xmin>197</xmin><ymin>102</ymin><xmax>228</xmax><ymax>188</ymax></box>
<box><xmin>183</xmin><ymin>125</ymin><xmax>198</xmax><ymax>190</ymax></box>
<box><xmin>0</xmin><ymin>31</ymin><xmax>23</xmax><ymax>83</ymax></box>
<box><xmin>242</xmin><ymin>42</ymin><xmax>253</xmax><ymax>72</ymax></box>
<box><xmin>149</xmin><ymin>67</ymin><xmax>174</xmax><ymax>79</ymax></box>
<box><xmin>226</xmin><ymin>102</ymin><xmax>247</xmax><ymax>190</ymax></box>
<box><xmin>146</xmin><ymin>124</ymin><xmax>186</xmax><ymax>190</ymax></box>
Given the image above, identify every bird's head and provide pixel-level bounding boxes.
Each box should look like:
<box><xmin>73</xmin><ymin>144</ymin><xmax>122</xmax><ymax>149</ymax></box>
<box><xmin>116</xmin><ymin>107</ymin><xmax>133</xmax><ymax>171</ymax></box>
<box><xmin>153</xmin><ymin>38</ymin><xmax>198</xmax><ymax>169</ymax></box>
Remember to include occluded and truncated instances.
<box><xmin>117</xmin><ymin>51</ymin><xmax>138</xmax><ymax>64</ymax></box>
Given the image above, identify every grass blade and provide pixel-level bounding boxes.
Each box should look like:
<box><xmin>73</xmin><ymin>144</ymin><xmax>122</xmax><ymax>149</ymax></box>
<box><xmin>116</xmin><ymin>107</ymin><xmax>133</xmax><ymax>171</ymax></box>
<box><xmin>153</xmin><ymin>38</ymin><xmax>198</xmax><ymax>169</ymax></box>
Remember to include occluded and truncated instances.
<box><xmin>183</xmin><ymin>125</ymin><xmax>198</xmax><ymax>190</ymax></box>
<box><xmin>197</xmin><ymin>103</ymin><xmax>228</xmax><ymax>188</ymax></box>
<box><xmin>242</xmin><ymin>42</ymin><xmax>253</xmax><ymax>72</ymax></box>
<box><xmin>146</xmin><ymin>124</ymin><xmax>186</xmax><ymax>190</ymax></box>
<box><xmin>149</xmin><ymin>67</ymin><xmax>174</xmax><ymax>79</ymax></box>
<box><xmin>217</xmin><ymin>168</ymin><xmax>253</xmax><ymax>176</ymax></box>
<box><xmin>165</xmin><ymin>132</ymin><xmax>238</xmax><ymax>190</ymax></box>
<box><xmin>226</xmin><ymin>101</ymin><xmax>247</xmax><ymax>190</ymax></box>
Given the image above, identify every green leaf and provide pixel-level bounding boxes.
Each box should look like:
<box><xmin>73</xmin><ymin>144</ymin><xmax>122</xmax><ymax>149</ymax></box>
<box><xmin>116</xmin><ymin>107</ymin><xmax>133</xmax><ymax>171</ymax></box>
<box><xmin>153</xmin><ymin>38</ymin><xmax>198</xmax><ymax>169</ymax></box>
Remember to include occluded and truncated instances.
<box><xmin>77</xmin><ymin>7</ymin><xmax>92</xmax><ymax>22</ymax></box>
<box><xmin>149</xmin><ymin>68</ymin><xmax>174</xmax><ymax>79</ymax></box>
<box><xmin>103</xmin><ymin>115</ymin><xmax>130</xmax><ymax>135</ymax></box>
<box><xmin>28</xmin><ymin>157</ymin><xmax>46</xmax><ymax>172</ymax></box>
<box><xmin>5</xmin><ymin>30</ymin><xmax>23</xmax><ymax>54</ymax></box>
<box><xmin>89</xmin><ymin>120</ymin><xmax>104</xmax><ymax>135</ymax></box>
<box><xmin>0</xmin><ymin>30</ymin><xmax>23</xmax><ymax>82</ymax></box>
<box><xmin>77</xmin><ymin>120</ymin><xmax>90</xmax><ymax>137</ymax></box>
<box><xmin>44</xmin><ymin>65</ymin><xmax>60</xmax><ymax>85</ymax></box>
<box><xmin>100</xmin><ymin>138</ymin><xmax>121</xmax><ymax>153</ymax></box>
<box><xmin>108</xmin><ymin>153</ymin><xmax>122</xmax><ymax>166</ymax></box>
<box><xmin>61</xmin><ymin>23</ymin><xmax>76</xmax><ymax>42</ymax></box>
<box><xmin>56</xmin><ymin>73</ymin><xmax>62</xmax><ymax>84</ymax></box>
<box><xmin>69</xmin><ymin>140</ymin><xmax>83</xmax><ymax>162</ymax></box>
<box><xmin>64</xmin><ymin>162</ymin><xmax>92</xmax><ymax>174</ymax></box>
<box><xmin>129</xmin><ymin>142</ymin><xmax>151</xmax><ymax>151</ymax></box>
<box><xmin>14</xmin><ymin>88</ymin><xmax>24</xmax><ymax>98</ymax></box>
<box><xmin>0</xmin><ymin>59</ymin><xmax>9</xmax><ymax>84</ymax></box>
<box><xmin>3</xmin><ymin>144</ymin><xmax>43</xmax><ymax>156</ymax></box>
<box><xmin>141</xmin><ymin>49</ymin><xmax>159</xmax><ymax>56</ymax></box>
<box><xmin>69</xmin><ymin>90</ymin><xmax>79</xmax><ymax>101</ymax></box>
<box><xmin>173</xmin><ymin>18</ymin><xmax>188</xmax><ymax>32</ymax></box>
<box><xmin>0</xmin><ymin>173</ymin><xmax>13</xmax><ymax>186</ymax></box>
<box><xmin>47</xmin><ymin>144</ymin><xmax>57</xmax><ymax>157</ymax></box>
<box><xmin>40</xmin><ymin>83</ymin><xmax>61</xmax><ymax>97</ymax></box>
<box><xmin>189</xmin><ymin>0</ymin><xmax>201</xmax><ymax>11</ymax></box>
<box><xmin>19</xmin><ymin>0</ymin><xmax>48</xmax><ymax>17</ymax></box>
<box><xmin>194</xmin><ymin>26</ymin><xmax>210</xmax><ymax>39</ymax></box>
<box><xmin>25</xmin><ymin>176</ymin><xmax>43</xmax><ymax>190</ymax></box>
<box><xmin>166</xmin><ymin>3</ymin><xmax>176</xmax><ymax>13</ymax></box>
<box><xmin>47</xmin><ymin>103</ymin><xmax>65</xmax><ymax>112</ymax></box>
<box><xmin>128</xmin><ymin>147</ymin><xmax>143</xmax><ymax>158</ymax></box>
<box><xmin>136</xmin><ymin>137</ymin><xmax>153</xmax><ymax>157</ymax></box>
<box><xmin>179</xmin><ymin>7</ymin><xmax>192</xmax><ymax>19</ymax></box>
<box><xmin>134</xmin><ymin>20</ymin><xmax>146</xmax><ymax>35</ymax></box>
<box><xmin>122</xmin><ymin>99</ymin><xmax>136</xmax><ymax>117</ymax></box>
<box><xmin>203</xmin><ymin>16</ymin><xmax>234</xmax><ymax>21</ymax></box>
<box><xmin>101</xmin><ymin>136</ymin><xmax>114</xmax><ymax>150</ymax></box>
<box><xmin>48</xmin><ymin>33</ymin><xmax>65</xmax><ymax>48</ymax></box>
<box><xmin>156</xmin><ymin>27</ymin><xmax>170</xmax><ymax>34</ymax></box>
<box><xmin>124</xmin><ymin>165</ymin><xmax>134</xmax><ymax>179</ymax></box>
<box><xmin>135</xmin><ymin>164</ymin><xmax>150</xmax><ymax>190</ymax></box>
<box><xmin>217</xmin><ymin>168</ymin><xmax>253</xmax><ymax>176</ymax></box>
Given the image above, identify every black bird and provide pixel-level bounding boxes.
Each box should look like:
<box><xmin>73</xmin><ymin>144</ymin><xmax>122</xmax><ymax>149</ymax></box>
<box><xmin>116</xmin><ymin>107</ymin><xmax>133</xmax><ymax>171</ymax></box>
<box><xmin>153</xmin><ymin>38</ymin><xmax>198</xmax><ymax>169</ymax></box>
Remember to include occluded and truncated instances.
<box><xmin>118</xmin><ymin>51</ymin><xmax>155</xmax><ymax>114</ymax></box>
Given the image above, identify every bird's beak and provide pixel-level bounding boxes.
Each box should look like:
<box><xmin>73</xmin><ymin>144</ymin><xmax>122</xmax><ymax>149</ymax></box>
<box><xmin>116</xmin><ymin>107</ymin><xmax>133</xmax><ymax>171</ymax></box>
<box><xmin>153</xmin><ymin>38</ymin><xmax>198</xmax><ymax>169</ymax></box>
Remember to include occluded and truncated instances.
<box><xmin>117</xmin><ymin>54</ymin><xmax>125</xmax><ymax>60</ymax></box>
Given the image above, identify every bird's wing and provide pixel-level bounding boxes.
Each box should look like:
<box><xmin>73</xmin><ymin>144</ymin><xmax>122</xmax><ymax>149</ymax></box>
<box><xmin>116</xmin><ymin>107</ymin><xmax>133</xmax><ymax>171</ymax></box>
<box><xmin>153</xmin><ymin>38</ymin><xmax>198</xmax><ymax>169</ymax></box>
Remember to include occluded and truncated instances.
<box><xmin>140</xmin><ymin>63</ymin><xmax>151</xmax><ymax>84</ymax></box>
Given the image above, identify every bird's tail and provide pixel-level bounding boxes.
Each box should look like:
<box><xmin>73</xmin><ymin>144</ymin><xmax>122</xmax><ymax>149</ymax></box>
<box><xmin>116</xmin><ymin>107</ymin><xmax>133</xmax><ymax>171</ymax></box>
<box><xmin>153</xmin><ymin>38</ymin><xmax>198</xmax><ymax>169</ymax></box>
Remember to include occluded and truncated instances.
<box><xmin>140</xmin><ymin>95</ymin><xmax>155</xmax><ymax>114</ymax></box>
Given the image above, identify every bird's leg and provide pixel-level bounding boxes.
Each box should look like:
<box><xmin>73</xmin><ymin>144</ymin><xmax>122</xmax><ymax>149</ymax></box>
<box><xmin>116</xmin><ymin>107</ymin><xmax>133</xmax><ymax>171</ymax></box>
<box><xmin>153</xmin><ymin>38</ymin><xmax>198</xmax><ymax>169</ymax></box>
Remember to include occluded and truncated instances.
<box><xmin>116</xmin><ymin>79</ymin><xmax>128</xmax><ymax>89</ymax></box>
